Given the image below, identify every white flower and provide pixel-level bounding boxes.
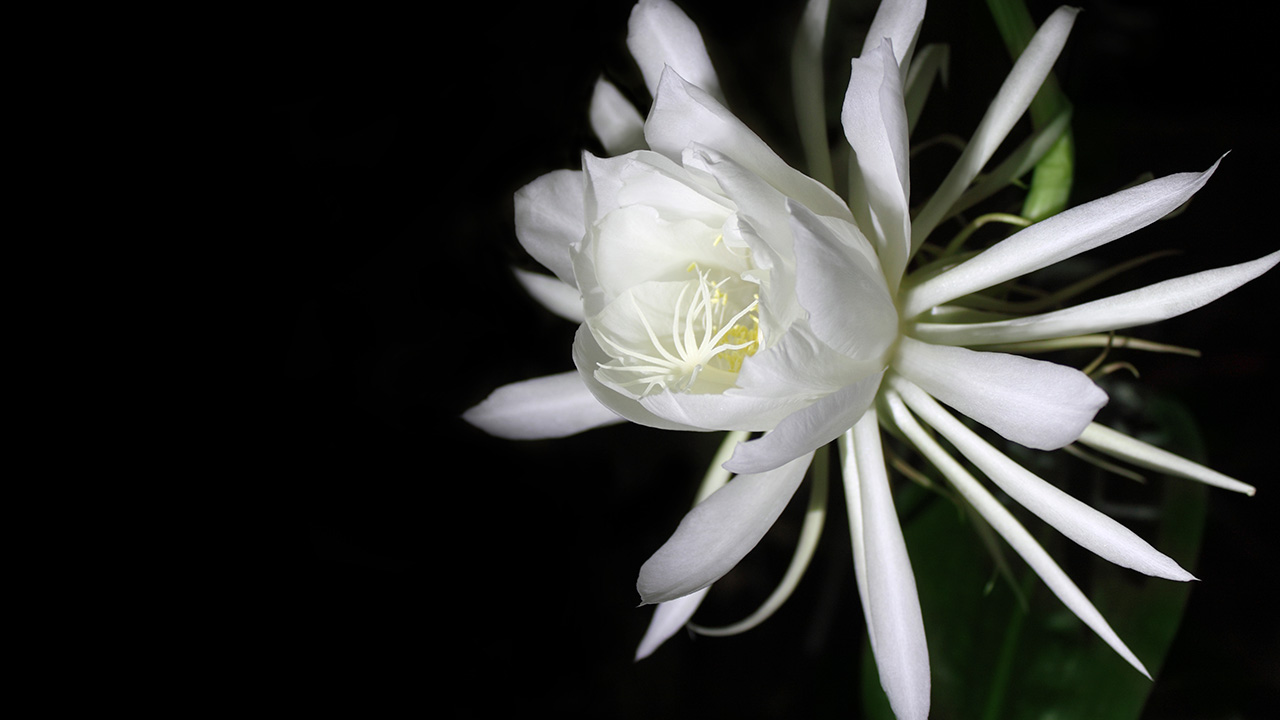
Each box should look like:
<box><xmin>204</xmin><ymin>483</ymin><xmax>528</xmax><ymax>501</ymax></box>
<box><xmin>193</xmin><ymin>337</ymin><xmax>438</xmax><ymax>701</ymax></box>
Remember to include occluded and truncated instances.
<box><xmin>463</xmin><ymin>0</ymin><xmax>1277</xmax><ymax>717</ymax></box>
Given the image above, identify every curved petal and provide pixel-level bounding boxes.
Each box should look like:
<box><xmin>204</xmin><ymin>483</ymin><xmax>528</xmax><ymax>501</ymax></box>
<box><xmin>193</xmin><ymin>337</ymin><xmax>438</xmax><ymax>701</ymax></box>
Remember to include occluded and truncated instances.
<box><xmin>645</xmin><ymin>69</ymin><xmax>853</xmax><ymax>223</ymax></box>
<box><xmin>513</xmin><ymin>170</ymin><xmax>587</xmax><ymax>287</ymax></box>
<box><xmin>627</xmin><ymin>0</ymin><xmax>724</xmax><ymax>104</ymax></box>
<box><xmin>846</xmin><ymin>409</ymin><xmax>931</xmax><ymax>720</ymax></box>
<box><xmin>882</xmin><ymin>387</ymin><xmax>1152</xmax><ymax>678</ymax></box>
<box><xmin>462</xmin><ymin>370</ymin><xmax>624</xmax><ymax>439</ymax></box>
<box><xmin>512</xmin><ymin>268</ymin><xmax>584</xmax><ymax>323</ymax></box>
<box><xmin>589</xmin><ymin>77</ymin><xmax>646</xmax><ymax>155</ymax></box>
<box><xmin>637</xmin><ymin>450</ymin><xmax>816</xmax><ymax>604</ymax></box>
<box><xmin>789</xmin><ymin>198</ymin><xmax>897</xmax><ymax>362</ymax></box>
<box><xmin>901</xmin><ymin>158</ymin><xmax>1221</xmax><ymax>318</ymax></box>
<box><xmin>723</xmin><ymin>370</ymin><xmax>883</xmax><ymax>474</ymax></box>
<box><xmin>891</xmin><ymin>376</ymin><xmax>1194</xmax><ymax>581</ymax></box>
<box><xmin>842</xmin><ymin>40</ymin><xmax>911</xmax><ymax>290</ymax></box>
<box><xmin>635</xmin><ymin>588</ymin><xmax>708</xmax><ymax>660</ymax></box>
<box><xmin>912</xmin><ymin>249</ymin><xmax>1280</xmax><ymax>346</ymax></box>
<box><xmin>893</xmin><ymin>336</ymin><xmax>1106</xmax><ymax>450</ymax></box>
<box><xmin>910</xmin><ymin>6</ymin><xmax>1079</xmax><ymax>247</ymax></box>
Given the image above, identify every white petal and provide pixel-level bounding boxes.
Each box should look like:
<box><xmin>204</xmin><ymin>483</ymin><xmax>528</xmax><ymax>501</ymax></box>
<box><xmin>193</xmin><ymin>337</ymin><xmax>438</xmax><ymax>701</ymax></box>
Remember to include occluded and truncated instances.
<box><xmin>637</xmin><ymin>451</ymin><xmax>815</xmax><ymax>604</ymax></box>
<box><xmin>589</xmin><ymin>77</ymin><xmax>646</xmax><ymax>155</ymax></box>
<box><xmin>910</xmin><ymin>7</ymin><xmax>1079</xmax><ymax>248</ymax></box>
<box><xmin>645</xmin><ymin>69</ymin><xmax>852</xmax><ymax>223</ymax></box>
<box><xmin>1078</xmin><ymin>423</ymin><xmax>1256</xmax><ymax>496</ymax></box>
<box><xmin>890</xmin><ymin>376</ymin><xmax>1194</xmax><ymax>581</ymax></box>
<box><xmin>883</xmin><ymin>386</ymin><xmax>1152</xmax><ymax>678</ymax></box>
<box><xmin>512</xmin><ymin>268</ymin><xmax>584</xmax><ymax>323</ymax></box>
<box><xmin>912</xmin><ymin>249</ymin><xmax>1280</xmax><ymax>346</ymax></box>
<box><xmin>842</xmin><ymin>40</ymin><xmax>912</xmax><ymax>289</ymax></box>
<box><xmin>513</xmin><ymin>169</ymin><xmax>586</xmax><ymax>287</ymax></box>
<box><xmin>893</xmin><ymin>336</ymin><xmax>1106</xmax><ymax>450</ymax></box>
<box><xmin>723</xmin><ymin>370</ymin><xmax>884</xmax><ymax>475</ymax></box>
<box><xmin>626</xmin><ymin>0</ymin><xmax>724</xmax><ymax>104</ymax></box>
<box><xmin>902</xmin><ymin>159</ymin><xmax>1221</xmax><ymax>318</ymax></box>
<box><xmin>462</xmin><ymin>370</ymin><xmax>623</xmax><ymax>439</ymax></box>
<box><xmin>847</xmin><ymin>409</ymin><xmax>931</xmax><ymax>720</ymax></box>
<box><xmin>789</xmin><ymin>198</ymin><xmax>897</xmax><ymax>362</ymax></box>
<box><xmin>791</xmin><ymin>0</ymin><xmax>834</xmax><ymax>187</ymax></box>
<box><xmin>861</xmin><ymin>0</ymin><xmax>926</xmax><ymax>70</ymax></box>
<box><xmin>635</xmin><ymin>588</ymin><xmax>708</xmax><ymax>660</ymax></box>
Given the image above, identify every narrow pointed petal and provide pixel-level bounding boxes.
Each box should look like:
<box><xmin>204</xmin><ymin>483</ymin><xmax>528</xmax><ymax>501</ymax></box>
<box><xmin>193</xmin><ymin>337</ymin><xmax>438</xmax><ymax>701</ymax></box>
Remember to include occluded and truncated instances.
<box><xmin>911</xmin><ymin>7</ymin><xmax>1079</xmax><ymax>247</ymax></box>
<box><xmin>512</xmin><ymin>268</ymin><xmax>584</xmax><ymax>323</ymax></box>
<box><xmin>903</xmin><ymin>43</ymin><xmax>949</xmax><ymax>134</ymax></box>
<box><xmin>1078</xmin><ymin>423</ymin><xmax>1256</xmax><ymax>496</ymax></box>
<box><xmin>838</xmin><ymin>428</ymin><xmax>872</xmax><ymax>639</ymax></box>
<box><xmin>627</xmin><ymin>0</ymin><xmax>724</xmax><ymax>103</ymax></box>
<box><xmin>891</xmin><ymin>376</ymin><xmax>1194</xmax><ymax>580</ymax></box>
<box><xmin>842</xmin><ymin>41</ymin><xmax>912</xmax><ymax>289</ymax></box>
<box><xmin>589</xmin><ymin>77</ymin><xmax>646</xmax><ymax>155</ymax></box>
<box><xmin>637</xmin><ymin>451</ymin><xmax>815</xmax><ymax>604</ymax></box>
<box><xmin>463</xmin><ymin>371</ymin><xmax>623</xmax><ymax>439</ymax></box>
<box><xmin>723</xmin><ymin>371</ymin><xmax>883</xmax><ymax>475</ymax></box>
<box><xmin>902</xmin><ymin>159</ymin><xmax>1221</xmax><ymax>318</ymax></box>
<box><xmin>791</xmin><ymin>0</ymin><xmax>834</xmax><ymax>188</ymax></box>
<box><xmin>635</xmin><ymin>588</ymin><xmax>708</xmax><ymax>660</ymax></box>
<box><xmin>913</xmin><ymin>249</ymin><xmax>1280</xmax><ymax>346</ymax></box>
<box><xmin>883</xmin><ymin>386</ymin><xmax>1152</xmax><ymax>678</ymax></box>
<box><xmin>893</xmin><ymin>336</ymin><xmax>1106</xmax><ymax>450</ymax></box>
<box><xmin>861</xmin><ymin>0</ymin><xmax>926</xmax><ymax>72</ymax></box>
<box><xmin>513</xmin><ymin>169</ymin><xmax>586</xmax><ymax>287</ymax></box>
<box><xmin>645</xmin><ymin>69</ymin><xmax>853</xmax><ymax>223</ymax></box>
<box><xmin>849</xmin><ymin>409</ymin><xmax>931</xmax><ymax>720</ymax></box>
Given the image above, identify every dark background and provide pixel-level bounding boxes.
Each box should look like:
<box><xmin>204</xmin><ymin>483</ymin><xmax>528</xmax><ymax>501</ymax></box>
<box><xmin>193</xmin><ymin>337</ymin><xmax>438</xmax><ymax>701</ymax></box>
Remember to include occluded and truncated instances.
<box><xmin>250</xmin><ymin>0</ymin><xmax>1278</xmax><ymax>716</ymax></box>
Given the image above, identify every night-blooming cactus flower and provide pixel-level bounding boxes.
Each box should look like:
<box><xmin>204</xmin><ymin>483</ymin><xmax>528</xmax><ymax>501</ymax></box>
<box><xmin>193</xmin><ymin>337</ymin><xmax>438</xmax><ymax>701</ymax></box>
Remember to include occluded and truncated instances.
<box><xmin>463</xmin><ymin>0</ymin><xmax>1277</xmax><ymax>717</ymax></box>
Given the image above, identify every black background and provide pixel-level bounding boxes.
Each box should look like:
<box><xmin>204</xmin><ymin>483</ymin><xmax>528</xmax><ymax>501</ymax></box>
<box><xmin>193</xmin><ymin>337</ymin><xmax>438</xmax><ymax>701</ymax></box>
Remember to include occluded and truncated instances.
<box><xmin>249</xmin><ymin>0</ymin><xmax>1278</xmax><ymax>716</ymax></box>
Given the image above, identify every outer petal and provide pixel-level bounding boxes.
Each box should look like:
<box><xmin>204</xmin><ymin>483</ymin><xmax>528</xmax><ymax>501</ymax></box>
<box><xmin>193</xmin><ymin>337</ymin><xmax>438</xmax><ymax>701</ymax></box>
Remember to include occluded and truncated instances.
<box><xmin>912</xmin><ymin>249</ymin><xmax>1280</xmax><ymax>346</ymax></box>
<box><xmin>910</xmin><ymin>6</ymin><xmax>1079</xmax><ymax>247</ymax></box>
<box><xmin>861</xmin><ymin>0</ymin><xmax>926</xmax><ymax>72</ymax></box>
<box><xmin>512</xmin><ymin>268</ymin><xmax>584</xmax><ymax>323</ymax></box>
<box><xmin>645</xmin><ymin>69</ymin><xmax>853</xmax><ymax>223</ymax></box>
<box><xmin>589</xmin><ymin>77</ymin><xmax>646</xmax><ymax>155</ymax></box>
<box><xmin>901</xmin><ymin>159</ymin><xmax>1221</xmax><ymax>318</ymax></box>
<box><xmin>842</xmin><ymin>40</ymin><xmax>912</xmax><ymax>289</ymax></box>
<box><xmin>891</xmin><ymin>376</ymin><xmax>1194</xmax><ymax>581</ymax></box>
<box><xmin>1078</xmin><ymin>423</ymin><xmax>1256</xmax><ymax>496</ymax></box>
<box><xmin>883</xmin><ymin>386</ymin><xmax>1152</xmax><ymax>678</ymax></box>
<box><xmin>635</xmin><ymin>588</ymin><xmax>708</xmax><ymax>660</ymax></box>
<box><xmin>627</xmin><ymin>0</ymin><xmax>724</xmax><ymax>104</ymax></box>
<box><xmin>513</xmin><ymin>169</ymin><xmax>586</xmax><ymax>287</ymax></box>
<box><xmin>637</xmin><ymin>451</ymin><xmax>815</xmax><ymax>604</ymax></box>
<box><xmin>723</xmin><ymin>370</ymin><xmax>884</xmax><ymax>475</ymax></box>
<box><xmin>846</xmin><ymin>409</ymin><xmax>930</xmax><ymax>720</ymax></box>
<box><xmin>462</xmin><ymin>370</ymin><xmax>623</xmax><ymax>439</ymax></box>
<box><xmin>893</xmin><ymin>336</ymin><xmax>1106</xmax><ymax>450</ymax></box>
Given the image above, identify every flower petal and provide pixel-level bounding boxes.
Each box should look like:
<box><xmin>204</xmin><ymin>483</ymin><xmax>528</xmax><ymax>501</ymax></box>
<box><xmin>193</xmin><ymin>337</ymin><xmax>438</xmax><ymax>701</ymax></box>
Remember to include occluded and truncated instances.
<box><xmin>462</xmin><ymin>370</ymin><xmax>623</xmax><ymax>439</ymax></box>
<box><xmin>883</xmin><ymin>386</ymin><xmax>1152</xmax><ymax>678</ymax></box>
<box><xmin>842</xmin><ymin>40</ymin><xmax>912</xmax><ymax>290</ymax></box>
<box><xmin>637</xmin><ymin>450</ymin><xmax>815</xmax><ymax>604</ymax></box>
<box><xmin>627</xmin><ymin>0</ymin><xmax>724</xmax><ymax>104</ymax></box>
<box><xmin>1078</xmin><ymin>423</ymin><xmax>1256</xmax><ymax>496</ymax></box>
<box><xmin>845</xmin><ymin>409</ymin><xmax>931</xmax><ymax>720</ymax></box>
<box><xmin>890</xmin><ymin>376</ymin><xmax>1194</xmax><ymax>581</ymax></box>
<box><xmin>912</xmin><ymin>249</ymin><xmax>1280</xmax><ymax>346</ymax></box>
<box><xmin>635</xmin><ymin>589</ymin><xmax>708</xmax><ymax>661</ymax></box>
<box><xmin>901</xmin><ymin>158</ymin><xmax>1221</xmax><ymax>318</ymax></box>
<box><xmin>910</xmin><ymin>6</ymin><xmax>1079</xmax><ymax>247</ymax></box>
<box><xmin>645</xmin><ymin>69</ymin><xmax>852</xmax><ymax>223</ymax></box>
<box><xmin>512</xmin><ymin>268</ymin><xmax>584</xmax><ymax>323</ymax></box>
<box><xmin>723</xmin><ymin>370</ymin><xmax>883</xmax><ymax>475</ymax></box>
<box><xmin>513</xmin><ymin>169</ymin><xmax>586</xmax><ymax>287</ymax></box>
<box><xmin>893</xmin><ymin>336</ymin><xmax>1106</xmax><ymax>450</ymax></box>
<box><xmin>589</xmin><ymin>77</ymin><xmax>646</xmax><ymax>155</ymax></box>
<box><xmin>861</xmin><ymin>0</ymin><xmax>926</xmax><ymax>70</ymax></box>
<box><xmin>789</xmin><ymin>198</ymin><xmax>897</xmax><ymax>362</ymax></box>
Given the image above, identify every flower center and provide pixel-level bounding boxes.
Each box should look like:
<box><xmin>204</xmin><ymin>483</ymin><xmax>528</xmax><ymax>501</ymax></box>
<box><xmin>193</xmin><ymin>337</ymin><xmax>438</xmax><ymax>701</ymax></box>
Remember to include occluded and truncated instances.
<box><xmin>598</xmin><ymin>264</ymin><xmax>760</xmax><ymax>396</ymax></box>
